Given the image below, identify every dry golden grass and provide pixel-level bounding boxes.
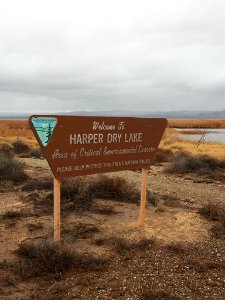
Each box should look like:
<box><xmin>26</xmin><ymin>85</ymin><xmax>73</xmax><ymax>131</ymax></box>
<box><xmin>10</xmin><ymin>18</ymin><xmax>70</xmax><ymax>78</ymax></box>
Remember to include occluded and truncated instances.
<box><xmin>168</xmin><ymin>119</ymin><xmax>225</xmax><ymax>128</ymax></box>
<box><xmin>0</xmin><ymin>119</ymin><xmax>30</xmax><ymax>137</ymax></box>
<box><xmin>0</xmin><ymin>119</ymin><xmax>37</xmax><ymax>147</ymax></box>
<box><xmin>159</xmin><ymin>125</ymin><xmax>225</xmax><ymax>160</ymax></box>
<box><xmin>162</xmin><ymin>121</ymin><xmax>225</xmax><ymax>161</ymax></box>
<box><xmin>178</xmin><ymin>129</ymin><xmax>205</xmax><ymax>135</ymax></box>
<box><xmin>161</xmin><ymin>136</ymin><xmax>225</xmax><ymax>160</ymax></box>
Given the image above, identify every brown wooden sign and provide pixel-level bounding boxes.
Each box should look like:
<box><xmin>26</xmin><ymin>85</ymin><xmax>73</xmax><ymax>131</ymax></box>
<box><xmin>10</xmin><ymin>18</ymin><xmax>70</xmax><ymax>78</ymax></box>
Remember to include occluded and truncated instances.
<box><xmin>29</xmin><ymin>116</ymin><xmax>167</xmax><ymax>179</ymax></box>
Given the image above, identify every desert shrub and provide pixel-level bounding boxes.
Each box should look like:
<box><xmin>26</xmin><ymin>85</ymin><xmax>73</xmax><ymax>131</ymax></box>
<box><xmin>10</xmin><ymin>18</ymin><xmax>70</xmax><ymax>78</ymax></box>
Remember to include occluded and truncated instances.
<box><xmin>112</xmin><ymin>238</ymin><xmax>155</xmax><ymax>254</ymax></box>
<box><xmin>72</xmin><ymin>253</ymin><xmax>108</xmax><ymax>271</ymax></box>
<box><xmin>17</xmin><ymin>153</ymin><xmax>32</xmax><ymax>158</ymax></box>
<box><xmin>22</xmin><ymin>178</ymin><xmax>53</xmax><ymax>191</ymax></box>
<box><xmin>60</xmin><ymin>177</ymin><xmax>93</xmax><ymax>212</ymax></box>
<box><xmin>0</xmin><ymin>141</ymin><xmax>14</xmax><ymax>159</ymax></box>
<box><xmin>210</xmin><ymin>223</ymin><xmax>225</xmax><ymax>239</ymax></box>
<box><xmin>30</xmin><ymin>178</ymin><xmax>94</xmax><ymax>215</ymax></box>
<box><xmin>11</xmin><ymin>140</ymin><xmax>30</xmax><ymax>154</ymax></box>
<box><xmin>198</xmin><ymin>202</ymin><xmax>221</xmax><ymax>221</ymax></box>
<box><xmin>166</xmin><ymin>151</ymin><xmax>225</xmax><ymax>175</ymax></box>
<box><xmin>142</xmin><ymin>290</ymin><xmax>181</xmax><ymax>300</ymax></box>
<box><xmin>57</xmin><ymin>176</ymin><xmax>139</xmax><ymax>213</ymax></box>
<box><xmin>61</xmin><ymin>177</ymin><xmax>91</xmax><ymax>201</ymax></box>
<box><xmin>147</xmin><ymin>190</ymin><xmax>159</xmax><ymax>207</ymax></box>
<box><xmin>153</xmin><ymin>148</ymin><xmax>174</xmax><ymax>163</ymax></box>
<box><xmin>27</xmin><ymin>175</ymin><xmax>159</xmax><ymax>216</ymax></box>
<box><xmin>1</xmin><ymin>210</ymin><xmax>26</xmax><ymax>220</ymax></box>
<box><xmin>0</xmin><ymin>157</ymin><xmax>28</xmax><ymax>182</ymax></box>
<box><xmin>26</xmin><ymin>223</ymin><xmax>44</xmax><ymax>232</ymax></box>
<box><xmin>198</xmin><ymin>201</ymin><xmax>225</xmax><ymax>228</ymax></box>
<box><xmin>62</xmin><ymin>175</ymin><xmax>141</xmax><ymax>204</ymax></box>
<box><xmin>88</xmin><ymin>175</ymin><xmax>139</xmax><ymax>203</ymax></box>
<box><xmin>14</xmin><ymin>241</ymin><xmax>75</xmax><ymax>278</ymax></box>
<box><xmin>13</xmin><ymin>240</ymin><xmax>107</xmax><ymax>279</ymax></box>
<box><xmin>26</xmin><ymin>175</ymin><xmax>164</xmax><ymax>218</ymax></box>
<box><xmin>166</xmin><ymin>152</ymin><xmax>198</xmax><ymax>173</ymax></box>
<box><xmin>95</xmin><ymin>237</ymin><xmax>155</xmax><ymax>255</ymax></box>
<box><xmin>108</xmin><ymin>237</ymin><xmax>133</xmax><ymax>254</ymax></box>
<box><xmin>106</xmin><ymin>237</ymin><xmax>156</xmax><ymax>260</ymax></box>
<box><xmin>25</xmin><ymin>191</ymin><xmax>53</xmax><ymax>215</ymax></box>
<box><xmin>207</xmin><ymin>169</ymin><xmax>225</xmax><ymax>181</ymax></box>
<box><xmin>94</xmin><ymin>238</ymin><xmax>107</xmax><ymax>246</ymax></box>
<box><xmin>166</xmin><ymin>243</ymin><xmax>187</xmax><ymax>254</ymax></box>
<box><xmin>26</xmin><ymin>175</ymin><xmax>139</xmax><ymax>204</ymax></box>
<box><xmin>0</xmin><ymin>180</ymin><xmax>13</xmax><ymax>189</ymax></box>
<box><xmin>0</xmin><ymin>274</ymin><xmax>16</xmax><ymax>288</ymax></box>
<box><xmin>29</xmin><ymin>148</ymin><xmax>44</xmax><ymax>158</ymax></box>
<box><xmin>91</xmin><ymin>204</ymin><xmax>116</xmax><ymax>215</ymax></box>
<box><xmin>63</xmin><ymin>223</ymin><xmax>99</xmax><ymax>241</ymax></box>
<box><xmin>186</xmin><ymin>258</ymin><xmax>222</xmax><ymax>273</ymax></box>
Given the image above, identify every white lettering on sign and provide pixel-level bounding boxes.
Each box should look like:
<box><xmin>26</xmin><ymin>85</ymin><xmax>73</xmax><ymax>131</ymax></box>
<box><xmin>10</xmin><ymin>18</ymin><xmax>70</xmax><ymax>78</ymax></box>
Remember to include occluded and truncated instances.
<box><xmin>125</xmin><ymin>133</ymin><xmax>142</xmax><ymax>143</ymax></box>
<box><xmin>85</xmin><ymin>163</ymin><xmax>102</xmax><ymax>169</ymax></box>
<box><xmin>103</xmin><ymin>146</ymin><xmax>137</xmax><ymax>155</ymax></box>
<box><xmin>70</xmin><ymin>151</ymin><xmax>78</xmax><ymax>159</ymax></box>
<box><xmin>138</xmin><ymin>145</ymin><xmax>155</xmax><ymax>153</ymax></box>
<box><xmin>70</xmin><ymin>133</ymin><xmax>103</xmax><ymax>144</ymax></box>
<box><xmin>74</xmin><ymin>165</ymin><xmax>85</xmax><ymax>171</ymax></box>
<box><xmin>118</xmin><ymin>122</ymin><xmax>125</xmax><ymax>130</ymax></box>
<box><xmin>80</xmin><ymin>147</ymin><xmax>102</xmax><ymax>157</ymax></box>
<box><xmin>57</xmin><ymin>166</ymin><xmax>73</xmax><ymax>172</ymax></box>
<box><xmin>92</xmin><ymin>121</ymin><xmax>116</xmax><ymax>131</ymax></box>
<box><xmin>52</xmin><ymin>149</ymin><xmax>68</xmax><ymax>159</ymax></box>
<box><xmin>125</xmin><ymin>160</ymin><xmax>139</xmax><ymax>165</ymax></box>
<box><xmin>56</xmin><ymin>159</ymin><xmax>151</xmax><ymax>174</ymax></box>
<box><xmin>107</xmin><ymin>133</ymin><xmax>122</xmax><ymax>143</ymax></box>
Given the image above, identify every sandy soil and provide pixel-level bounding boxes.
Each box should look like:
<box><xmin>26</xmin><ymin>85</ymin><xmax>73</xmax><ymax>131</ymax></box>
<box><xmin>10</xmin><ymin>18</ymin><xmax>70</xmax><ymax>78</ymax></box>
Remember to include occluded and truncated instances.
<box><xmin>0</xmin><ymin>158</ymin><xmax>225</xmax><ymax>299</ymax></box>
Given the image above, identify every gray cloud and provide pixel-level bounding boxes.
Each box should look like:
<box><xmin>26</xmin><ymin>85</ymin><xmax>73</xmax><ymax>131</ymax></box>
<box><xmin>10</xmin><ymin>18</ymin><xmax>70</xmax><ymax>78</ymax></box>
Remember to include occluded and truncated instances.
<box><xmin>0</xmin><ymin>0</ymin><xmax>225</xmax><ymax>113</ymax></box>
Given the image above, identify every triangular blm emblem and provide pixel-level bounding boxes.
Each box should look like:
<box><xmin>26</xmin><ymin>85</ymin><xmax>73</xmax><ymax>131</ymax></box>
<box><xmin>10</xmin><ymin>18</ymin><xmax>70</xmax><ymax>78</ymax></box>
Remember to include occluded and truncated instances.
<box><xmin>31</xmin><ymin>117</ymin><xmax>57</xmax><ymax>147</ymax></box>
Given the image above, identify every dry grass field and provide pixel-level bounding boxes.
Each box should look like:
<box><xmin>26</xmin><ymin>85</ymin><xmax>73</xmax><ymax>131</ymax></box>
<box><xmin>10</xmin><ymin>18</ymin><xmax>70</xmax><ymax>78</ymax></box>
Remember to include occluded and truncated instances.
<box><xmin>162</xmin><ymin>135</ymin><xmax>225</xmax><ymax>161</ymax></box>
<box><xmin>0</xmin><ymin>119</ymin><xmax>37</xmax><ymax>147</ymax></box>
<box><xmin>168</xmin><ymin>119</ymin><xmax>225</xmax><ymax>128</ymax></box>
<box><xmin>177</xmin><ymin>129</ymin><xmax>205</xmax><ymax>135</ymax></box>
<box><xmin>0</xmin><ymin>119</ymin><xmax>225</xmax><ymax>299</ymax></box>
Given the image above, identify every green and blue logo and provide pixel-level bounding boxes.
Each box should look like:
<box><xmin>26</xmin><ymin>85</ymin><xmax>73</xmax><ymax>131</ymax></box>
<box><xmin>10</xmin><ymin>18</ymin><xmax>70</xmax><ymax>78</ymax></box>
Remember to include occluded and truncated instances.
<box><xmin>31</xmin><ymin>117</ymin><xmax>57</xmax><ymax>147</ymax></box>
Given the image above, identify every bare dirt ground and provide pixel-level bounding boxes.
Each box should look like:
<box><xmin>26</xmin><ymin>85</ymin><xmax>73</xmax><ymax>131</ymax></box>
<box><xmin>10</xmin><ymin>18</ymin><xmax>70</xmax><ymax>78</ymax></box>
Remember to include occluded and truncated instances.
<box><xmin>0</xmin><ymin>158</ymin><xmax>225</xmax><ymax>300</ymax></box>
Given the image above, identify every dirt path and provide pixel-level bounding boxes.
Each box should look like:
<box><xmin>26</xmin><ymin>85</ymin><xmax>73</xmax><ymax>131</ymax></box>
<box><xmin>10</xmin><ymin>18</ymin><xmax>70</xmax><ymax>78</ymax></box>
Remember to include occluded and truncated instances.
<box><xmin>1</xmin><ymin>158</ymin><xmax>225</xmax><ymax>300</ymax></box>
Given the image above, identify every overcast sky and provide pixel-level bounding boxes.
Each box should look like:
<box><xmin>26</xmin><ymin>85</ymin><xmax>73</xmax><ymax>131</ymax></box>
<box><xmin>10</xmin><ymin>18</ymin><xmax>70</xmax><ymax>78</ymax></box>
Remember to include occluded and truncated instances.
<box><xmin>0</xmin><ymin>0</ymin><xmax>225</xmax><ymax>113</ymax></box>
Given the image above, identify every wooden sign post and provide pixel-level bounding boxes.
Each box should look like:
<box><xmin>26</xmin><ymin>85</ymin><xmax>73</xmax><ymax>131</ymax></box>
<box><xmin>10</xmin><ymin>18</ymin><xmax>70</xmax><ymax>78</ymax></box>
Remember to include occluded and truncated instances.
<box><xmin>139</xmin><ymin>168</ymin><xmax>148</xmax><ymax>227</ymax></box>
<box><xmin>53</xmin><ymin>178</ymin><xmax>61</xmax><ymax>242</ymax></box>
<box><xmin>30</xmin><ymin>116</ymin><xmax>167</xmax><ymax>241</ymax></box>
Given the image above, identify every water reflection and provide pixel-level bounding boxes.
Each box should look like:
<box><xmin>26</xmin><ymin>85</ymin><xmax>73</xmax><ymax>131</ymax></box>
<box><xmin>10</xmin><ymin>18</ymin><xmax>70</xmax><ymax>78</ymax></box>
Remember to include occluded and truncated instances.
<box><xmin>176</xmin><ymin>128</ymin><xmax>225</xmax><ymax>144</ymax></box>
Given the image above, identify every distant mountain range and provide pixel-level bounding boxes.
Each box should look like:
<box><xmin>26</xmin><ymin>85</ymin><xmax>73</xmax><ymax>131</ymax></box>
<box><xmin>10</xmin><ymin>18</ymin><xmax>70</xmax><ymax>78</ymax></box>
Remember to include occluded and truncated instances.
<box><xmin>0</xmin><ymin>110</ymin><xmax>225</xmax><ymax>119</ymax></box>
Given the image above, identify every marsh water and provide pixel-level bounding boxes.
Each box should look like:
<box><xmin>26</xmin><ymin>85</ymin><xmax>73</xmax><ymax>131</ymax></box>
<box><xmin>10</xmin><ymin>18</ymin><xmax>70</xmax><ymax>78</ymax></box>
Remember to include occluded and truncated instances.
<box><xmin>176</xmin><ymin>128</ymin><xmax>225</xmax><ymax>144</ymax></box>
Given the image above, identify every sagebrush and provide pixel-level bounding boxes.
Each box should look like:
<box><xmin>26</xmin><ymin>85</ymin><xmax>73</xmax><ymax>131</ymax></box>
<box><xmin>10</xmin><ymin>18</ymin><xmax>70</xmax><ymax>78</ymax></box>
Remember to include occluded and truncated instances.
<box><xmin>0</xmin><ymin>157</ymin><xmax>28</xmax><ymax>182</ymax></box>
<box><xmin>13</xmin><ymin>240</ymin><xmax>107</xmax><ymax>279</ymax></box>
<box><xmin>166</xmin><ymin>151</ymin><xmax>225</xmax><ymax>176</ymax></box>
<box><xmin>11</xmin><ymin>140</ymin><xmax>30</xmax><ymax>154</ymax></box>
